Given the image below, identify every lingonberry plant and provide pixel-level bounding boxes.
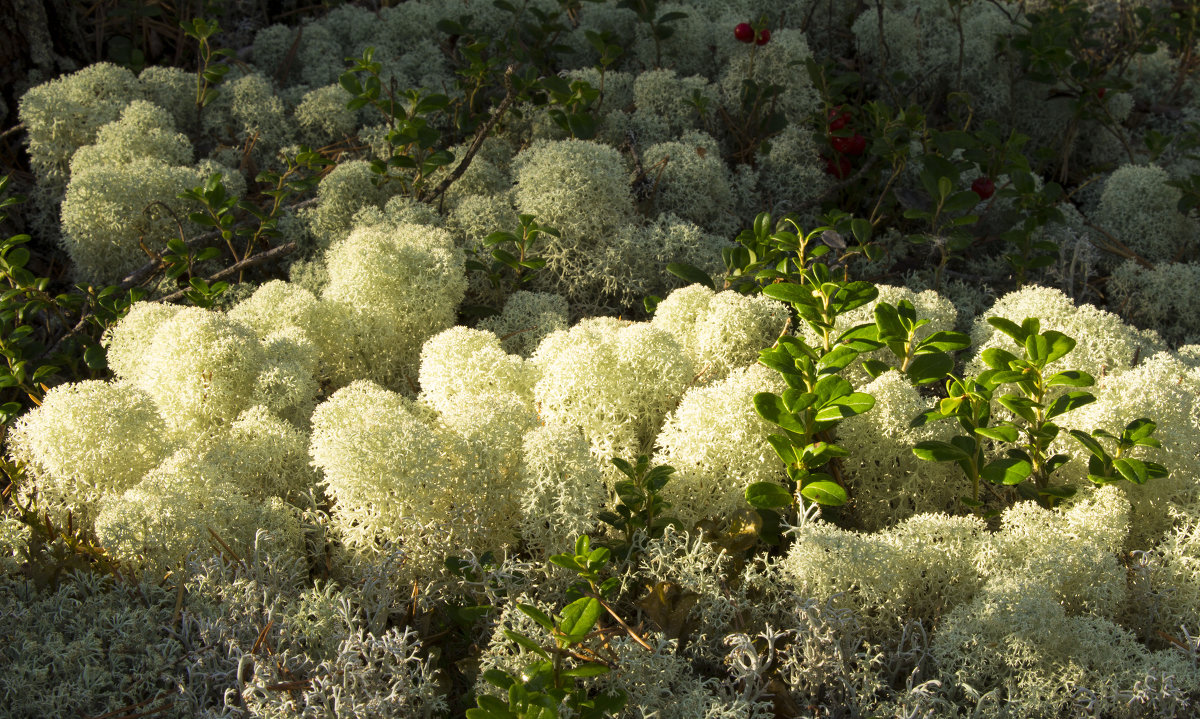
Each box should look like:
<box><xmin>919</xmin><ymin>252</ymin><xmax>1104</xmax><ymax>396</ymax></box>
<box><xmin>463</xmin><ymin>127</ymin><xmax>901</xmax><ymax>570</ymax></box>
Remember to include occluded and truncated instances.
<box><xmin>742</xmin><ymin>216</ymin><xmax>882</xmax><ymax>512</ymax></box>
<box><xmin>468</xmin><ymin>536</ymin><xmax>628</xmax><ymax>719</ymax></box>
<box><xmin>912</xmin><ymin>317</ymin><xmax>1167</xmax><ymax>510</ymax></box>
<box><xmin>10</xmin><ymin>1</ymin><xmax>1200</xmax><ymax>715</ymax></box>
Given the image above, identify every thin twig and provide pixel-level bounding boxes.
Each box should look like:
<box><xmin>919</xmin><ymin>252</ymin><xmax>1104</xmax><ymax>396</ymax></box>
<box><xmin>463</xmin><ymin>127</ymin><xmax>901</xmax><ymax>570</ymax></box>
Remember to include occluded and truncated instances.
<box><xmin>430</xmin><ymin>65</ymin><xmax>519</xmax><ymax>206</ymax></box>
<box><xmin>0</xmin><ymin>123</ymin><xmax>26</xmax><ymax>142</ymax></box>
<box><xmin>82</xmin><ymin>693</ymin><xmax>173</xmax><ymax>719</ymax></box>
<box><xmin>119</xmin><ymin>197</ymin><xmax>317</xmax><ymax>291</ymax></box>
<box><xmin>597</xmin><ymin>597</ymin><xmax>653</xmax><ymax>651</ymax></box>
<box><xmin>156</xmin><ymin>241</ymin><xmax>297</xmax><ymax>303</ymax></box>
<box><xmin>1082</xmin><ymin>220</ymin><xmax>1155</xmax><ymax>270</ymax></box>
<box><xmin>252</xmin><ymin>620</ymin><xmax>274</xmax><ymax>655</ymax></box>
<box><xmin>498</xmin><ymin>326</ymin><xmax>538</xmax><ymax>342</ymax></box>
<box><xmin>206</xmin><ymin>525</ymin><xmax>242</xmax><ymax>564</ymax></box>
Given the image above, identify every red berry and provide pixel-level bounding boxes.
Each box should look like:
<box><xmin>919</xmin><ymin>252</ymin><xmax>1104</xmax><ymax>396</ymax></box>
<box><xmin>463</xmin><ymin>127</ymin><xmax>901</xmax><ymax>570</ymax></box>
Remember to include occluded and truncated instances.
<box><xmin>831</xmin><ymin>133</ymin><xmax>866</xmax><ymax>156</ymax></box>
<box><xmin>734</xmin><ymin>23</ymin><xmax>754</xmax><ymax>43</ymax></box>
<box><xmin>827</xmin><ymin>107</ymin><xmax>851</xmax><ymax>131</ymax></box>
<box><xmin>1096</xmin><ymin>87</ymin><xmax>1107</xmax><ymax>99</ymax></box>
<box><xmin>824</xmin><ymin>155</ymin><xmax>852</xmax><ymax>179</ymax></box>
<box><xmin>756</xmin><ymin>28</ymin><xmax>771</xmax><ymax>45</ymax></box>
<box><xmin>971</xmin><ymin>176</ymin><xmax>995</xmax><ymax>200</ymax></box>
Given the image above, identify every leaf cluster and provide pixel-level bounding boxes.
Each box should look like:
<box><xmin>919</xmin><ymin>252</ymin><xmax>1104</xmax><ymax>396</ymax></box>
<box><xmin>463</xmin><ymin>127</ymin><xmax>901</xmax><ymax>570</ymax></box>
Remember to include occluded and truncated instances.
<box><xmin>596</xmin><ymin>454</ymin><xmax>681</xmax><ymax>559</ymax></box>
<box><xmin>179</xmin><ymin>17</ymin><xmax>233</xmax><ymax>108</ymax></box>
<box><xmin>912</xmin><ymin>316</ymin><xmax>1167</xmax><ymax>511</ymax></box>
<box><xmin>469</xmin><ymin>536</ymin><xmax>626</xmax><ymax>719</ymax></box>
<box><xmin>739</xmin><ymin>214</ymin><xmax>882</xmax><ymax>513</ymax></box>
<box><xmin>465</xmin><ymin>214</ymin><xmax>555</xmax><ymax>295</ymax></box>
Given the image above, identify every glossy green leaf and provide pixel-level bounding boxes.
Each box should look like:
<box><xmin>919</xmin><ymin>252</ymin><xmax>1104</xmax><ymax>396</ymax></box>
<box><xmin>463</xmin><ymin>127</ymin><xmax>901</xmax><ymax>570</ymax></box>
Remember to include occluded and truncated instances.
<box><xmin>998</xmin><ymin>394</ymin><xmax>1039</xmax><ymax>424</ymax></box>
<box><xmin>1069</xmin><ymin>429</ymin><xmax>1106</xmax><ymax>459</ymax></box>
<box><xmin>666</xmin><ymin>262</ymin><xmax>716</xmax><ymax>290</ymax></box>
<box><xmin>818</xmin><ymin>344</ymin><xmax>860</xmax><ymax>372</ymax></box>
<box><xmin>874</xmin><ymin>302</ymin><xmax>905</xmax><ymax>340</ymax></box>
<box><xmin>1113</xmin><ymin>457</ymin><xmax>1150</xmax><ymax>485</ymax></box>
<box><xmin>987</xmin><ymin>317</ymin><xmax>1027</xmax><ymax>344</ymax></box>
<box><xmin>762</xmin><ymin>282</ymin><xmax>814</xmax><ymax>307</ymax></box>
<box><xmin>834</xmin><ymin>281</ymin><xmax>879</xmax><ymax>313</ymax></box>
<box><xmin>813</xmin><ymin>375</ymin><xmax>853</xmax><ymax>405</ymax></box>
<box><xmin>814</xmin><ymin>393</ymin><xmax>874</xmax><ymax>423</ymax></box>
<box><xmin>517</xmin><ymin>604</ymin><xmax>555</xmax><ymax>633</ymax></box>
<box><xmin>765</xmin><ymin>434</ymin><xmax>797</xmax><ymax>465</ymax></box>
<box><xmin>975</xmin><ymin>424</ymin><xmax>1019</xmax><ymax>443</ymax></box>
<box><xmin>781</xmin><ymin>389</ymin><xmax>817</xmax><ymax>413</ymax></box>
<box><xmin>1125</xmin><ymin>418</ymin><xmax>1158</xmax><ymax>444</ymax></box>
<box><xmin>981</xmin><ymin>457</ymin><xmax>1032</xmax><ymax>485</ymax></box>
<box><xmin>862</xmin><ymin>359</ymin><xmax>890</xmax><ymax>379</ymax></box>
<box><xmin>504</xmin><ymin>629</ymin><xmax>549</xmax><ymax>658</ymax></box>
<box><xmin>562</xmin><ymin>663</ymin><xmax>611</xmax><ymax>678</ymax></box>
<box><xmin>754</xmin><ymin>392</ymin><xmax>807</xmax><ymax>434</ymax></box>
<box><xmin>1045</xmin><ymin>391</ymin><xmax>1095</xmax><ymax>420</ymax></box>
<box><xmin>910</xmin><ymin>408</ymin><xmax>945</xmax><ymax>427</ymax></box>
<box><xmin>799</xmin><ymin>480</ymin><xmax>847</xmax><ymax>506</ymax></box>
<box><xmin>558</xmin><ymin>597</ymin><xmax>602</xmax><ymax>643</ymax></box>
<box><xmin>1041</xmin><ymin>330</ymin><xmax>1076</xmax><ymax>364</ymax></box>
<box><xmin>913</xmin><ymin>440</ymin><xmax>972</xmax><ymax>462</ymax></box>
<box><xmin>905</xmin><ymin>352</ymin><xmax>952</xmax><ymax>385</ymax></box>
<box><xmin>981</xmin><ymin>347</ymin><xmax>1019</xmax><ymax>371</ymax></box>
<box><xmin>1046</xmin><ymin>370</ymin><xmax>1094</xmax><ymax>387</ymax></box>
<box><xmin>919</xmin><ymin>331</ymin><xmax>971</xmax><ymax>352</ymax></box>
<box><xmin>745</xmin><ymin>482</ymin><xmax>793</xmax><ymax>509</ymax></box>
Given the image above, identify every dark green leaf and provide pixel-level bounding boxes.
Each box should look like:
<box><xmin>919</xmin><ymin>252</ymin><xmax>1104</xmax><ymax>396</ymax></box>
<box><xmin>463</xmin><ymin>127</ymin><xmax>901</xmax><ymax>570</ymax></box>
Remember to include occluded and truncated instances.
<box><xmin>910</xmin><ymin>409</ymin><xmax>945</xmax><ymax>427</ymax></box>
<box><xmin>1046</xmin><ymin>370</ymin><xmax>1094</xmax><ymax>387</ymax></box>
<box><xmin>781</xmin><ymin>389</ymin><xmax>817</xmax><ymax>413</ymax></box>
<box><xmin>862</xmin><ymin>359</ymin><xmax>890</xmax><ymax>379</ymax></box>
<box><xmin>1069</xmin><ymin>429</ymin><xmax>1107</xmax><ymax>459</ymax></box>
<box><xmin>666</xmin><ymin>263</ymin><xmax>716</xmax><ymax>290</ymax></box>
<box><xmin>987</xmin><ymin>317</ymin><xmax>1027</xmax><ymax>344</ymax></box>
<box><xmin>745</xmin><ymin>482</ymin><xmax>793</xmax><ymax>509</ymax></box>
<box><xmin>504</xmin><ymin>629</ymin><xmax>549</xmax><ymax>658</ymax></box>
<box><xmin>754</xmin><ymin>392</ymin><xmax>807</xmax><ymax>434</ymax></box>
<box><xmin>482</xmin><ymin>669</ymin><xmax>516</xmax><ymax>690</ymax></box>
<box><xmin>563</xmin><ymin>663</ymin><xmax>610</xmax><ymax>678</ymax></box>
<box><xmin>762</xmin><ymin>282</ymin><xmax>814</xmax><ymax>307</ymax></box>
<box><xmin>944</xmin><ymin>189</ymin><xmax>982</xmax><ymax>213</ymax></box>
<box><xmin>905</xmin><ymin>352</ymin><xmax>952</xmax><ymax>385</ymax></box>
<box><xmin>516</xmin><ymin>604</ymin><xmax>555</xmax><ymax>632</ymax></box>
<box><xmin>818</xmin><ymin>344</ymin><xmax>860</xmax><ymax>373</ymax></box>
<box><xmin>981</xmin><ymin>347</ymin><xmax>1019</xmax><ymax>371</ymax></box>
<box><xmin>975</xmin><ymin>424</ymin><xmax>1019</xmax><ymax>443</ymax></box>
<box><xmin>981</xmin><ymin>456</ymin><xmax>1032</xmax><ymax>485</ymax></box>
<box><xmin>765</xmin><ymin>434</ymin><xmax>797</xmax><ymax>465</ymax></box>
<box><xmin>913</xmin><ymin>440</ymin><xmax>972</xmax><ymax>462</ymax></box>
<box><xmin>918</xmin><ymin>331</ymin><xmax>970</xmax><ymax>352</ymax></box>
<box><xmin>835</xmin><ymin>282</ymin><xmax>879</xmax><ymax>314</ymax></box>
<box><xmin>1045</xmin><ymin>391</ymin><xmax>1095</xmax><ymax>420</ymax></box>
<box><xmin>1114</xmin><ymin>457</ymin><xmax>1150</xmax><ymax>484</ymax></box>
<box><xmin>998</xmin><ymin>394</ymin><xmax>1039</xmax><ymax>424</ymax></box>
<box><xmin>799</xmin><ymin>480</ymin><xmax>847</xmax><ymax>506</ymax></box>
<box><xmin>1042</xmin><ymin>330</ymin><xmax>1076</xmax><ymax>364</ymax></box>
<box><xmin>1125</xmin><ymin>418</ymin><xmax>1157</xmax><ymax>444</ymax></box>
<box><xmin>874</xmin><ymin>302</ymin><xmax>905</xmax><ymax>340</ymax></box>
<box><xmin>558</xmin><ymin>597</ymin><xmax>602</xmax><ymax>642</ymax></box>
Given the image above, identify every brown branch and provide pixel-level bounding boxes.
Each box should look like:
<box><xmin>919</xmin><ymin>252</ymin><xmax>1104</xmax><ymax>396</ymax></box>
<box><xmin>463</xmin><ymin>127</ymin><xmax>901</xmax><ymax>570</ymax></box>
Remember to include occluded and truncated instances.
<box><xmin>120</xmin><ymin>197</ymin><xmax>317</xmax><ymax>292</ymax></box>
<box><xmin>157</xmin><ymin>242</ymin><xmax>298</xmax><ymax>304</ymax></box>
<box><xmin>1082</xmin><ymin>220</ymin><xmax>1155</xmax><ymax>270</ymax></box>
<box><xmin>206</xmin><ymin>525</ymin><xmax>242</xmax><ymax>564</ymax></box>
<box><xmin>597</xmin><ymin>596</ymin><xmax>653</xmax><ymax>652</ymax></box>
<box><xmin>0</xmin><ymin>123</ymin><xmax>25</xmax><ymax>142</ymax></box>
<box><xmin>430</xmin><ymin>65</ymin><xmax>518</xmax><ymax>206</ymax></box>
